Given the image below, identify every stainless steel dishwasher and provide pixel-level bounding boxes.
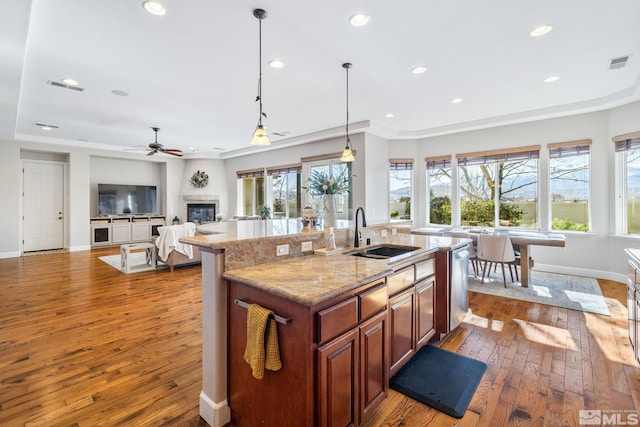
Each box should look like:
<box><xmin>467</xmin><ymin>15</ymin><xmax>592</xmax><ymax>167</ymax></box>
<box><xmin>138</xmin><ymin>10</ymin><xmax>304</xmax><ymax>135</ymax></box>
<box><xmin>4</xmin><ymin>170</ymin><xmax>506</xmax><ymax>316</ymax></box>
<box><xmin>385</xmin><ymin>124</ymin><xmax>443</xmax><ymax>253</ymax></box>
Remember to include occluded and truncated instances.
<box><xmin>448</xmin><ymin>245</ymin><xmax>470</xmax><ymax>331</ymax></box>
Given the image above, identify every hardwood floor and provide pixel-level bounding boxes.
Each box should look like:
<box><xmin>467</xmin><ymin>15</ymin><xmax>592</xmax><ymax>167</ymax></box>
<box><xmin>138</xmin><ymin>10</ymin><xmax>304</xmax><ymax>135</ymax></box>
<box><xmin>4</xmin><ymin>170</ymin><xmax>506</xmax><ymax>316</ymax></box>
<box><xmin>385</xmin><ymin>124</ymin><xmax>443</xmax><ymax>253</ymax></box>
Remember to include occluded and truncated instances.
<box><xmin>363</xmin><ymin>277</ymin><xmax>640</xmax><ymax>427</ymax></box>
<box><xmin>1</xmin><ymin>248</ymin><xmax>638</xmax><ymax>426</ymax></box>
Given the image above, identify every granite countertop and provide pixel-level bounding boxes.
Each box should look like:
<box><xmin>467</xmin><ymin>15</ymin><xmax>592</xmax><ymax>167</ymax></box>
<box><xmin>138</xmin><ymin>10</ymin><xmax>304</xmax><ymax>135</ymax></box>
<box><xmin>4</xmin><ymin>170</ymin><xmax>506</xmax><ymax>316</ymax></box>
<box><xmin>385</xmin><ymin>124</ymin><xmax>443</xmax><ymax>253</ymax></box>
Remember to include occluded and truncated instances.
<box><xmin>222</xmin><ymin>233</ymin><xmax>469</xmax><ymax>306</ymax></box>
<box><xmin>222</xmin><ymin>254</ymin><xmax>394</xmax><ymax>306</ymax></box>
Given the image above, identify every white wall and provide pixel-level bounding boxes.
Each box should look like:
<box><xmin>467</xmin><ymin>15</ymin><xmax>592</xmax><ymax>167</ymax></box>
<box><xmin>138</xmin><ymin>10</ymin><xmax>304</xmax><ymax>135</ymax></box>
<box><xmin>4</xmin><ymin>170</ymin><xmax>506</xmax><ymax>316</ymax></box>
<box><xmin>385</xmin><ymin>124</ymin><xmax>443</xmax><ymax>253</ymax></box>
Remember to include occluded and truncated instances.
<box><xmin>0</xmin><ymin>140</ymin><xmax>188</xmax><ymax>257</ymax></box>
<box><xmin>223</xmin><ymin>133</ymin><xmax>367</xmax><ymax>218</ymax></box>
<box><xmin>406</xmin><ymin>104</ymin><xmax>640</xmax><ymax>280</ymax></box>
<box><xmin>2</xmin><ymin>101</ymin><xmax>640</xmax><ymax>279</ymax></box>
<box><xmin>178</xmin><ymin>159</ymin><xmax>227</xmax><ymax>221</ymax></box>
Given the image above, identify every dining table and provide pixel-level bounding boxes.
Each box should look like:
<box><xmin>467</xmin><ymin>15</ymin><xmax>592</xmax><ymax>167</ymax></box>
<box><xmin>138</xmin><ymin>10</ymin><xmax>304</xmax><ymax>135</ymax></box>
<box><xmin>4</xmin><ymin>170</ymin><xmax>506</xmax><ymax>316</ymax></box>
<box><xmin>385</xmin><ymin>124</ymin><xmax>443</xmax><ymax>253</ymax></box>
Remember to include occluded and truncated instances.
<box><xmin>411</xmin><ymin>227</ymin><xmax>566</xmax><ymax>288</ymax></box>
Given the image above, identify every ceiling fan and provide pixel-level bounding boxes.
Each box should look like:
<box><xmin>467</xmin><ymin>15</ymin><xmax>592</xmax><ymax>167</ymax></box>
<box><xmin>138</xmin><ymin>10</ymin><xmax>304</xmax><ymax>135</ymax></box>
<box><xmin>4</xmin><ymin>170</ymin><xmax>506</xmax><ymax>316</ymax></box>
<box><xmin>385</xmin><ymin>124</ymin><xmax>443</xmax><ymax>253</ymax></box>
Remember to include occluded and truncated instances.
<box><xmin>146</xmin><ymin>127</ymin><xmax>183</xmax><ymax>157</ymax></box>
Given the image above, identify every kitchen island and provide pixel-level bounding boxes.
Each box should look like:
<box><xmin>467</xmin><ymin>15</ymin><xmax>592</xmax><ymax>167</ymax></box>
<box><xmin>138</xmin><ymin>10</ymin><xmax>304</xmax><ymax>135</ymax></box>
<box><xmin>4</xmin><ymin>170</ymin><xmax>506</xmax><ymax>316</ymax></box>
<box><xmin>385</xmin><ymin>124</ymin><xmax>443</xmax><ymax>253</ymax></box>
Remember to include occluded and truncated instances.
<box><xmin>180</xmin><ymin>219</ymin><xmax>468</xmax><ymax>427</ymax></box>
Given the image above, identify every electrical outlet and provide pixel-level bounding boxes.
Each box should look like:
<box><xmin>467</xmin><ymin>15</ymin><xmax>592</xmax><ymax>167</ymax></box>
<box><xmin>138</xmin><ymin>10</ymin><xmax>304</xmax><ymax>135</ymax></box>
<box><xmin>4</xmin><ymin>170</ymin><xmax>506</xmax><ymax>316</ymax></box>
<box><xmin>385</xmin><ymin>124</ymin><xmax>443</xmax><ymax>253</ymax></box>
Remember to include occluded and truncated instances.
<box><xmin>391</xmin><ymin>228</ymin><xmax>398</xmax><ymax>235</ymax></box>
<box><xmin>301</xmin><ymin>241</ymin><xmax>312</xmax><ymax>252</ymax></box>
<box><xmin>276</xmin><ymin>244</ymin><xmax>290</xmax><ymax>256</ymax></box>
<box><xmin>381</xmin><ymin>230</ymin><xmax>388</xmax><ymax>237</ymax></box>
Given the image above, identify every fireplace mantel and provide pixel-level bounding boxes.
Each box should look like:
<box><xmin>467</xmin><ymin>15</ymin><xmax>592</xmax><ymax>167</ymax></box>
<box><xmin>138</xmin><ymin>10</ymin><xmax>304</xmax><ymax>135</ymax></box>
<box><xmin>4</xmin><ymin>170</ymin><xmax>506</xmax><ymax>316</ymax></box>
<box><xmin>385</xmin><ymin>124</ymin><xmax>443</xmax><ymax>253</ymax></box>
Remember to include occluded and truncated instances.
<box><xmin>183</xmin><ymin>195</ymin><xmax>219</xmax><ymax>202</ymax></box>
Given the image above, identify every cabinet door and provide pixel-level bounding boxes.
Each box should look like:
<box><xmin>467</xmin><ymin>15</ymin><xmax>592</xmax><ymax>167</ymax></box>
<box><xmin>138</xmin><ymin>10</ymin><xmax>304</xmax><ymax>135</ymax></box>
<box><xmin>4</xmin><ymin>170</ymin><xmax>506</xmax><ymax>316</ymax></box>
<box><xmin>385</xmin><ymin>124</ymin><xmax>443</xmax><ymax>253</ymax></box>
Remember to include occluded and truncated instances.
<box><xmin>388</xmin><ymin>287</ymin><xmax>415</xmax><ymax>377</ymax></box>
<box><xmin>131</xmin><ymin>222</ymin><xmax>150</xmax><ymax>241</ymax></box>
<box><xmin>111</xmin><ymin>223</ymin><xmax>131</xmax><ymax>243</ymax></box>
<box><xmin>318</xmin><ymin>328</ymin><xmax>359</xmax><ymax>427</ymax></box>
<box><xmin>415</xmin><ymin>277</ymin><xmax>435</xmax><ymax>349</ymax></box>
<box><xmin>359</xmin><ymin>310</ymin><xmax>388</xmax><ymax>422</ymax></box>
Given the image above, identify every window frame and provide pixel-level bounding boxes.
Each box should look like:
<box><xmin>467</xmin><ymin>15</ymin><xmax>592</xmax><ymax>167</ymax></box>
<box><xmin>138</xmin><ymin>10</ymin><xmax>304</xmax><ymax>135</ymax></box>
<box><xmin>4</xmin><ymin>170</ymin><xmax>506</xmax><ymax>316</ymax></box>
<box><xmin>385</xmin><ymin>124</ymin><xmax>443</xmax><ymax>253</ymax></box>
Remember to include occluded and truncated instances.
<box><xmin>547</xmin><ymin>139</ymin><xmax>592</xmax><ymax>233</ymax></box>
<box><xmin>456</xmin><ymin>145</ymin><xmax>540</xmax><ymax>229</ymax></box>
<box><xmin>389</xmin><ymin>158</ymin><xmax>414</xmax><ymax>221</ymax></box>
<box><xmin>425</xmin><ymin>155</ymin><xmax>453</xmax><ymax>225</ymax></box>
<box><xmin>614</xmin><ymin>131</ymin><xmax>640</xmax><ymax>236</ymax></box>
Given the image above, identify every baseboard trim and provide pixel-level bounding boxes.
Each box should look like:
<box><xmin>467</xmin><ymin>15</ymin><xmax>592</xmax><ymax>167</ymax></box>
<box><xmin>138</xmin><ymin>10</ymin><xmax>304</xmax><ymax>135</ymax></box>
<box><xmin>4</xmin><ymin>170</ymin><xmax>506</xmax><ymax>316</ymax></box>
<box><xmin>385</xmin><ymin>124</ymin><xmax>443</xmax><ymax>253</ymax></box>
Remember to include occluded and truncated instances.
<box><xmin>534</xmin><ymin>263</ymin><xmax>626</xmax><ymax>284</ymax></box>
<box><xmin>0</xmin><ymin>251</ymin><xmax>20</xmax><ymax>259</ymax></box>
<box><xmin>199</xmin><ymin>391</ymin><xmax>230</xmax><ymax>427</ymax></box>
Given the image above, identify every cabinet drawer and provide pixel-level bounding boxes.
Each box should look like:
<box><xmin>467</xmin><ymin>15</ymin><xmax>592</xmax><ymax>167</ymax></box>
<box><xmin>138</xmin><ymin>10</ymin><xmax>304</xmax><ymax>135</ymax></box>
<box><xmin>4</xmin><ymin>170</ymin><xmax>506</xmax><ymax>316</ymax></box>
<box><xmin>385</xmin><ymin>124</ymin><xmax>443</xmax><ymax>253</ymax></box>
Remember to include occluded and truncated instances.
<box><xmin>387</xmin><ymin>267</ymin><xmax>415</xmax><ymax>296</ymax></box>
<box><xmin>415</xmin><ymin>258</ymin><xmax>435</xmax><ymax>281</ymax></box>
<box><xmin>359</xmin><ymin>282</ymin><xmax>387</xmax><ymax>321</ymax></box>
<box><xmin>317</xmin><ymin>297</ymin><xmax>358</xmax><ymax>344</ymax></box>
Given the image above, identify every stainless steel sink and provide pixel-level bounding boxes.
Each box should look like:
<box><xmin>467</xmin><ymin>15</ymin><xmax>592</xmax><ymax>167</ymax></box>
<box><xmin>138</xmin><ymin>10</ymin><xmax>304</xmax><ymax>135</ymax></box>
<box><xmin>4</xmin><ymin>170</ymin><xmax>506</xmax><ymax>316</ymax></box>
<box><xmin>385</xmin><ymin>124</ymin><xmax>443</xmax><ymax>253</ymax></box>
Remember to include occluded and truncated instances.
<box><xmin>345</xmin><ymin>244</ymin><xmax>421</xmax><ymax>262</ymax></box>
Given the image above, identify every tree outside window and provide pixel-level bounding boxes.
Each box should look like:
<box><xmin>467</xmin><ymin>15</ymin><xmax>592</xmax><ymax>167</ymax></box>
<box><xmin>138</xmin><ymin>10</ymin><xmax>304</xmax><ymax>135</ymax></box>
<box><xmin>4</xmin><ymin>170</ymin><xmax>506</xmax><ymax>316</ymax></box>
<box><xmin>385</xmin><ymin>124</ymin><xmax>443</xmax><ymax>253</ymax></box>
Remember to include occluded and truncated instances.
<box><xmin>549</xmin><ymin>141</ymin><xmax>591</xmax><ymax>232</ymax></box>
<box><xmin>390</xmin><ymin>159</ymin><xmax>412</xmax><ymax>220</ymax></box>
<box><xmin>426</xmin><ymin>157</ymin><xmax>452</xmax><ymax>225</ymax></box>
<box><xmin>457</xmin><ymin>147</ymin><xmax>539</xmax><ymax>228</ymax></box>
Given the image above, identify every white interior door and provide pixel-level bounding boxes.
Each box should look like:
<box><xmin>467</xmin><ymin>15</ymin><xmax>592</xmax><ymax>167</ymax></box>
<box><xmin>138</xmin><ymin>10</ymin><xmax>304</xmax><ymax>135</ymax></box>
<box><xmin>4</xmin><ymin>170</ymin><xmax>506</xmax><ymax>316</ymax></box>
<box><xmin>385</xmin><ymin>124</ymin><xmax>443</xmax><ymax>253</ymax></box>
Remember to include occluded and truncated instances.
<box><xmin>23</xmin><ymin>161</ymin><xmax>64</xmax><ymax>252</ymax></box>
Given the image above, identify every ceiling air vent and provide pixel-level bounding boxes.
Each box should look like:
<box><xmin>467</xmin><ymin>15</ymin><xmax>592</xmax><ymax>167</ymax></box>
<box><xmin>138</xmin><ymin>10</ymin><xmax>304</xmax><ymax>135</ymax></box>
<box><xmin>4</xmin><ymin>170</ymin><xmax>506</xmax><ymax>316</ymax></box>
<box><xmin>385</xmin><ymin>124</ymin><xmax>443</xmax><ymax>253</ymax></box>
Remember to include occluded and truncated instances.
<box><xmin>47</xmin><ymin>80</ymin><xmax>85</xmax><ymax>91</ymax></box>
<box><xmin>609</xmin><ymin>55</ymin><xmax>629</xmax><ymax>70</ymax></box>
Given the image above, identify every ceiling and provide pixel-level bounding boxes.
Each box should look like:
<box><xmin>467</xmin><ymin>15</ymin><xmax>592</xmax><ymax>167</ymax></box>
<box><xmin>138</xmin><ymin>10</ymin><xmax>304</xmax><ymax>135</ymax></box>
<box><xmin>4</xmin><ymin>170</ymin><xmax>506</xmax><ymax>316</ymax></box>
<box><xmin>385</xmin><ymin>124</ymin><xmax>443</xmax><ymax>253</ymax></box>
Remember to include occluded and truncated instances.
<box><xmin>2</xmin><ymin>0</ymin><xmax>640</xmax><ymax>159</ymax></box>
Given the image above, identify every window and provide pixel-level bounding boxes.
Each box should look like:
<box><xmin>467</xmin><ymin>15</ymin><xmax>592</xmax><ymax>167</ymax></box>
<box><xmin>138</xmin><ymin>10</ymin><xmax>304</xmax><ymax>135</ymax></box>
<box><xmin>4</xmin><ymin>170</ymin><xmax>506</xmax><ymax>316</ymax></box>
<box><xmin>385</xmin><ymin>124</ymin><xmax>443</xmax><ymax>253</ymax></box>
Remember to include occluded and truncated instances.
<box><xmin>549</xmin><ymin>140</ymin><xmax>591</xmax><ymax>232</ymax></box>
<box><xmin>457</xmin><ymin>146</ymin><xmax>539</xmax><ymax>228</ymax></box>
<box><xmin>615</xmin><ymin>132</ymin><xmax>640</xmax><ymax>235</ymax></box>
<box><xmin>237</xmin><ymin>168</ymin><xmax>264</xmax><ymax>216</ymax></box>
<box><xmin>389</xmin><ymin>159</ymin><xmax>413</xmax><ymax>220</ymax></box>
<box><xmin>426</xmin><ymin>156</ymin><xmax>452</xmax><ymax>225</ymax></box>
<box><xmin>303</xmin><ymin>157</ymin><xmax>353</xmax><ymax>223</ymax></box>
<box><xmin>268</xmin><ymin>164</ymin><xmax>302</xmax><ymax>219</ymax></box>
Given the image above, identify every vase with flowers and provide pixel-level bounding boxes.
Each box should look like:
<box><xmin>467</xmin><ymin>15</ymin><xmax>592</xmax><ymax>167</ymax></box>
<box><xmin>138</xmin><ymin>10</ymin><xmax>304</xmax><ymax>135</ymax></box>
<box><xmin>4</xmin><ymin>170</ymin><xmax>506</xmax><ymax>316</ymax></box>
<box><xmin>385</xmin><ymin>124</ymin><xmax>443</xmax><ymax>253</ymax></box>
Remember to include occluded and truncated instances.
<box><xmin>304</xmin><ymin>168</ymin><xmax>350</xmax><ymax>228</ymax></box>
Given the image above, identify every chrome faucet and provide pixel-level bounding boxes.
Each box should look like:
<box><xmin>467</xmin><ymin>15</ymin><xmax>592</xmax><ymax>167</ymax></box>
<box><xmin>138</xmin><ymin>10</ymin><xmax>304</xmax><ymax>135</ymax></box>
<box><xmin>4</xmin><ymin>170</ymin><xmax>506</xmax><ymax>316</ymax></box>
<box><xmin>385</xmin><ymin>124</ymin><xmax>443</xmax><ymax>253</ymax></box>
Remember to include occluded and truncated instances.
<box><xmin>354</xmin><ymin>207</ymin><xmax>367</xmax><ymax>247</ymax></box>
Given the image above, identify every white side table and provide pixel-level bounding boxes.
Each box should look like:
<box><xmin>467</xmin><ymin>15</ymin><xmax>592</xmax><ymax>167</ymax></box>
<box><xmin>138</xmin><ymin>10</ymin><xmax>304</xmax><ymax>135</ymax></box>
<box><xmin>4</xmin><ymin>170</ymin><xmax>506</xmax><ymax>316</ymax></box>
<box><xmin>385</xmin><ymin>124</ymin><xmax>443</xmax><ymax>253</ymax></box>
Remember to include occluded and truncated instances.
<box><xmin>120</xmin><ymin>242</ymin><xmax>156</xmax><ymax>273</ymax></box>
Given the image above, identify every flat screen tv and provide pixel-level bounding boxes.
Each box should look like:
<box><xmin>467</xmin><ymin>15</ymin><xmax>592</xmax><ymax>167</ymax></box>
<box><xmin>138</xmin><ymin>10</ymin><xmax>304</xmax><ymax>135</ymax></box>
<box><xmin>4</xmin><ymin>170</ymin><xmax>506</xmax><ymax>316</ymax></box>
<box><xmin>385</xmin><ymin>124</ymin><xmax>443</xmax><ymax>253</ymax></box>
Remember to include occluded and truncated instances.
<box><xmin>98</xmin><ymin>184</ymin><xmax>157</xmax><ymax>215</ymax></box>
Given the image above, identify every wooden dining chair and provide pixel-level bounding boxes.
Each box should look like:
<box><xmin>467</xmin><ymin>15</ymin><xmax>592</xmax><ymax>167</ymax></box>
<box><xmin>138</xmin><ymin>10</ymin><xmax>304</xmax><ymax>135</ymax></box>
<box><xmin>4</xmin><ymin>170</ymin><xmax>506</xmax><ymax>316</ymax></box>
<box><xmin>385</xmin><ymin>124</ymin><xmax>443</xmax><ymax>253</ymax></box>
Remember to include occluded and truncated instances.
<box><xmin>476</xmin><ymin>233</ymin><xmax>516</xmax><ymax>287</ymax></box>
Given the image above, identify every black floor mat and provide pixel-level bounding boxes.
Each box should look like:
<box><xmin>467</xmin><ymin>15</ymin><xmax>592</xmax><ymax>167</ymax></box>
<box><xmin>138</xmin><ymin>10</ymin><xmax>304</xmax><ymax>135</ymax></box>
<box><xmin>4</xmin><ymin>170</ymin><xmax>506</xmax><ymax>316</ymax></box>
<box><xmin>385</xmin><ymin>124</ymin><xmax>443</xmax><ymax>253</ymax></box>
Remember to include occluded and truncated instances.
<box><xmin>389</xmin><ymin>345</ymin><xmax>487</xmax><ymax>418</ymax></box>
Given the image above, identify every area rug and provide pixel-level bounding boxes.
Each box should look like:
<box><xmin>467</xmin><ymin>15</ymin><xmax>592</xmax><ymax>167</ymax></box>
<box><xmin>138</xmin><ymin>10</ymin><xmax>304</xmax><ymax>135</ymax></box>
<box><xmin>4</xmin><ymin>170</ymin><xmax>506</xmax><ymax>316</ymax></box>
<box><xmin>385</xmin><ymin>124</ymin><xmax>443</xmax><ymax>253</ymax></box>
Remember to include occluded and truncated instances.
<box><xmin>468</xmin><ymin>270</ymin><xmax>610</xmax><ymax>316</ymax></box>
<box><xmin>99</xmin><ymin>253</ymin><xmax>166</xmax><ymax>273</ymax></box>
<box><xmin>389</xmin><ymin>345</ymin><xmax>487</xmax><ymax>418</ymax></box>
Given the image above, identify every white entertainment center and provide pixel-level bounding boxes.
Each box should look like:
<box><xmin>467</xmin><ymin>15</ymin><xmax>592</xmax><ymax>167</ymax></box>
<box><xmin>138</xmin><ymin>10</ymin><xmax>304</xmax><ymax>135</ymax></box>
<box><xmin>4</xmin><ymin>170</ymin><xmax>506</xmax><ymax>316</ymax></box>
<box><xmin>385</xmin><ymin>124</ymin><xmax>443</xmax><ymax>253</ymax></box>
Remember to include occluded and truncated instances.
<box><xmin>90</xmin><ymin>215</ymin><xmax>166</xmax><ymax>247</ymax></box>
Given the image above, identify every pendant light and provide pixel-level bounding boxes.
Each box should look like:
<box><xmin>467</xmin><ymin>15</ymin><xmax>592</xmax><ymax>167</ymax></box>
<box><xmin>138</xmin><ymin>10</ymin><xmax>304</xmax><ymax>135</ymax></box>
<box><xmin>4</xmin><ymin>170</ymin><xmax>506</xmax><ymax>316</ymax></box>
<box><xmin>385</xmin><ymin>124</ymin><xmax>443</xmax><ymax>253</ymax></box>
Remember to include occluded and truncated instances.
<box><xmin>251</xmin><ymin>9</ymin><xmax>270</xmax><ymax>146</ymax></box>
<box><xmin>340</xmin><ymin>62</ymin><xmax>355</xmax><ymax>162</ymax></box>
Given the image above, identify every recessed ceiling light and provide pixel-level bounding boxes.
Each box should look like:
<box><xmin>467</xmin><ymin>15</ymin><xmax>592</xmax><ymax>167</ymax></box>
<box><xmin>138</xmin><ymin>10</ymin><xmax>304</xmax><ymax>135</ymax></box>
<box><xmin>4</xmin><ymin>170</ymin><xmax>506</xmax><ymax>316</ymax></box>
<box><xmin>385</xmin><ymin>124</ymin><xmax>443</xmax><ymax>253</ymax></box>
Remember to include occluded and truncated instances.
<box><xmin>544</xmin><ymin>75</ymin><xmax>560</xmax><ymax>83</ymax></box>
<box><xmin>385</xmin><ymin>113</ymin><xmax>395</xmax><ymax>118</ymax></box>
<box><xmin>61</xmin><ymin>78</ymin><xmax>79</xmax><ymax>86</ymax></box>
<box><xmin>411</xmin><ymin>66</ymin><xmax>428</xmax><ymax>74</ymax></box>
<box><xmin>142</xmin><ymin>1</ymin><xmax>166</xmax><ymax>16</ymax></box>
<box><xmin>111</xmin><ymin>89</ymin><xmax>129</xmax><ymax>96</ymax></box>
<box><xmin>269</xmin><ymin>60</ymin><xmax>285</xmax><ymax>69</ymax></box>
<box><xmin>451</xmin><ymin>98</ymin><xmax>463</xmax><ymax>104</ymax></box>
<box><xmin>530</xmin><ymin>24</ymin><xmax>553</xmax><ymax>37</ymax></box>
<box><xmin>349</xmin><ymin>13</ymin><xmax>371</xmax><ymax>27</ymax></box>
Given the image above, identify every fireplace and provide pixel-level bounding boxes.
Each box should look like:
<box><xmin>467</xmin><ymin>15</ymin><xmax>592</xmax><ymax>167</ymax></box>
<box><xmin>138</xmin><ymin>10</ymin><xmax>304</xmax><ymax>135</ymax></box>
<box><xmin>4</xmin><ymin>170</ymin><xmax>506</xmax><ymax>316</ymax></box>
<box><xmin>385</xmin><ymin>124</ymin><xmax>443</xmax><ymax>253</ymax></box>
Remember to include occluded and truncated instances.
<box><xmin>187</xmin><ymin>203</ymin><xmax>216</xmax><ymax>224</ymax></box>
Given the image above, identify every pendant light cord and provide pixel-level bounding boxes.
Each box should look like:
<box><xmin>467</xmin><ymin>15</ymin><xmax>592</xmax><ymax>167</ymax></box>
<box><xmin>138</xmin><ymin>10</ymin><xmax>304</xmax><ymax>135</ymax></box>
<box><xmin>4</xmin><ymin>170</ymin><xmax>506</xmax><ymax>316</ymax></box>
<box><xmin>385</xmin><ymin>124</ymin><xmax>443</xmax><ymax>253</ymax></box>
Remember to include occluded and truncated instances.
<box><xmin>257</xmin><ymin>17</ymin><xmax>263</xmax><ymax>127</ymax></box>
<box><xmin>346</xmin><ymin>65</ymin><xmax>350</xmax><ymax>145</ymax></box>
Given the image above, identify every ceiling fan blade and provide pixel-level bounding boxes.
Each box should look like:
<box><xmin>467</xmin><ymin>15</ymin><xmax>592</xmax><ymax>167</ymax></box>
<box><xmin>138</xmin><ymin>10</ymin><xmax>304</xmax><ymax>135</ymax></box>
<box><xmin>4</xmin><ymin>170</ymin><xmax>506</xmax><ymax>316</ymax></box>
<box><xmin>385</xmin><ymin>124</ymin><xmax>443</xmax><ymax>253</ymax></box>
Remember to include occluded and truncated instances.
<box><xmin>164</xmin><ymin>150</ymin><xmax>183</xmax><ymax>157</ymax></box>
<box><xmin>146</xmin><ymin>150</ymin><xmax>156</xmax><ymax>156</ymax></box>
<box><xmin>163</xmin><ymin>148</ymin><xmax>182</xmax><ymax>153</ymax></box>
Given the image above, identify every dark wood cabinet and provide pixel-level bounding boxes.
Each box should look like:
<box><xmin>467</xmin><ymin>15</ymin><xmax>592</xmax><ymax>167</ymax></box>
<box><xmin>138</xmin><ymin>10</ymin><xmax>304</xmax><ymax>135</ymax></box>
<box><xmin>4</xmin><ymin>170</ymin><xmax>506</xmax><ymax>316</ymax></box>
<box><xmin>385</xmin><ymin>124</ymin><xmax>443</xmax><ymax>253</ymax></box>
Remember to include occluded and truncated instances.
<box><xmin>388</xmin><ymin>256</ymin><xmax>436</xmax><ymax>377</ymax></box>
<box><xmin>625</xmin><ymin>249</ymin><xmax>640</xmax><ymax>365</ymax></box>
<box><xmin>227</xmin><ymin>253</ymin><xmax>437</xmax><ymax>426</ymax></box>
<box><xmin>228</xmin><ymin>277</ymin><xmax>387</xmax><ymax>427</ymax></box>
<box><xmin>359</xmin><ymin>311</ymin><xmax>388</xmax><ymax>421</ymax></box>
<box><xmin>389</xmin><ymin>287</ymin><xmax>415</xmax><ymax>376</ymax></box>
<box><xmin>416</xmin><ymin>277</ymin><xmax>436</xmax><ymax>348</ymax></box>
<box><xmin>318</xmin><ymin>328</ymin><xmax>360</xmax><ymax>427</ymax></box>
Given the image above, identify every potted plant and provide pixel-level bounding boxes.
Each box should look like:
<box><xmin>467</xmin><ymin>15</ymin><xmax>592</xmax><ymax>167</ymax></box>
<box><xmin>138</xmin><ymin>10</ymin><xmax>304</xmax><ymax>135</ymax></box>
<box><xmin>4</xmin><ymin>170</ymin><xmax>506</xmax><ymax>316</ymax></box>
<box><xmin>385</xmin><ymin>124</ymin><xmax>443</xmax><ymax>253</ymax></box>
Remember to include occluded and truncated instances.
<box><xmin>257</xmin><ymin>205</ymin><xmax>271</xmax><ymax>220</ymax></box>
